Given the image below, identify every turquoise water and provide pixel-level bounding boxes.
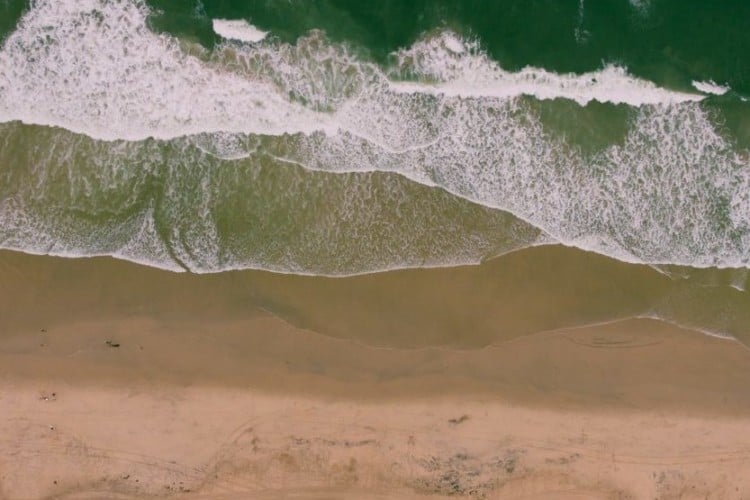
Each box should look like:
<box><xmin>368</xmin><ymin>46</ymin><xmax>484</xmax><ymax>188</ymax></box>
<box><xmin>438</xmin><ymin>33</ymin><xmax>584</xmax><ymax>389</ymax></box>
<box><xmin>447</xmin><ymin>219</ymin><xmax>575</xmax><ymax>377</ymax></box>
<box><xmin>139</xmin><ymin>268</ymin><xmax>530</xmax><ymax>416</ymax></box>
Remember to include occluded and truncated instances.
<box><xmin>0</xmin><ymin>0</ymin><xmax>749</xmax><ymax>277</ymax></box>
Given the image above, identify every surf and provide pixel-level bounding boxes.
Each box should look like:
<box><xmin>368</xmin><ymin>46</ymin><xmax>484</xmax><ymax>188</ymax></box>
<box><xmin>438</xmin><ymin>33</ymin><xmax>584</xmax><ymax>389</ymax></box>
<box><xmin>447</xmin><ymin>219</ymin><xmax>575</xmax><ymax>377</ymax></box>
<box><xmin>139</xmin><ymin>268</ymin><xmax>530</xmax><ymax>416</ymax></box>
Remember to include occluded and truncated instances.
<box><xmin>0</xmin><ymin>0</ymin><xmax>749</xmax><ymax>276</ymax></box>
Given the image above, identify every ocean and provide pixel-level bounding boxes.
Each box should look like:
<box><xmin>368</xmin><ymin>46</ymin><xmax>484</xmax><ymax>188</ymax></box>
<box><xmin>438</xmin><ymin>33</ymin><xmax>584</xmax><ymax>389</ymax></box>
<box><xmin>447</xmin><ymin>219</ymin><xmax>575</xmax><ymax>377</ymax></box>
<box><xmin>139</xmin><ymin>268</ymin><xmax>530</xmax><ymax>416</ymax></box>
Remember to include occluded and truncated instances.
<box><xmin>1</xmin><ymin>0</ymin><xmax>749</xmax><ymax>341</ymax></box>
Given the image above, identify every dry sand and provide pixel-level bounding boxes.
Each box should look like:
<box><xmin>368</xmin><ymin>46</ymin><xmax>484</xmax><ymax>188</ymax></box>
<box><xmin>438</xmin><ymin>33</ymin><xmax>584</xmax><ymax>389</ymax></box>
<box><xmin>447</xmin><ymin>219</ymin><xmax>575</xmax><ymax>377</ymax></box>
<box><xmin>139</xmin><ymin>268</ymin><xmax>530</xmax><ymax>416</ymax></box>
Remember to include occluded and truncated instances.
<box><xmin>2</xmin><ymin>250</ymin><xmax>750</xmax><ymax>499</ymax></box>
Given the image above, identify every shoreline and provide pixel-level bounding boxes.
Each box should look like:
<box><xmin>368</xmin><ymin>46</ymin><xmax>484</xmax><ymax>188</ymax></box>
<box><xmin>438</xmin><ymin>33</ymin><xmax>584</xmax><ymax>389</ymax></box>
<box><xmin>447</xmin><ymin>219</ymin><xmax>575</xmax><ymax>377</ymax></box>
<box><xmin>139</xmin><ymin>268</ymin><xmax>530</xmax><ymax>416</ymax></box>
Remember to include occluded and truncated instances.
<box><xmin>3</xmin><ymin>246</ymin><xmax>750</xmax><ymax>348</ymax></box>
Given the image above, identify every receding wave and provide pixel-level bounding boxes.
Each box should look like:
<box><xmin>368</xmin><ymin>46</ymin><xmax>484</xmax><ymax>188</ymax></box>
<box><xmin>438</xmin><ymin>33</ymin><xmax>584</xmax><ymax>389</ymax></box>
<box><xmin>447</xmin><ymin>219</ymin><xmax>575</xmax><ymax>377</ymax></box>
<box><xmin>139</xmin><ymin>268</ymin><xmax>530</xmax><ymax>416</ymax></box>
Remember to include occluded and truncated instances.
<box><xmin>0</xmin><ymin>123</ymin><xmax>546</xmax><ymax>275</ymax></box>
<box><xmin>0</xmin><ymin>0</ymin><xmax>749</xmax><ymax>275</ymax></box>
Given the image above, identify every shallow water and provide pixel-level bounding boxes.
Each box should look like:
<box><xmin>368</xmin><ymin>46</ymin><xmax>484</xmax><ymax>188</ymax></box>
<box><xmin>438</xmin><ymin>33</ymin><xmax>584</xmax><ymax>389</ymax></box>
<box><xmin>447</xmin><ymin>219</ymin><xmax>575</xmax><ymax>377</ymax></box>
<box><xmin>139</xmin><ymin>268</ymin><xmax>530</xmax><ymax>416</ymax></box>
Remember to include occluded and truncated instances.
<box><xmin>2</xmin><ymin>247</ymin><xmax>749</xmax><ymax>347</ymax></box>
<box><xmin>1</xmin><ymin>0</ymin><xmax>749</xmax><ymax>340</ymax></box>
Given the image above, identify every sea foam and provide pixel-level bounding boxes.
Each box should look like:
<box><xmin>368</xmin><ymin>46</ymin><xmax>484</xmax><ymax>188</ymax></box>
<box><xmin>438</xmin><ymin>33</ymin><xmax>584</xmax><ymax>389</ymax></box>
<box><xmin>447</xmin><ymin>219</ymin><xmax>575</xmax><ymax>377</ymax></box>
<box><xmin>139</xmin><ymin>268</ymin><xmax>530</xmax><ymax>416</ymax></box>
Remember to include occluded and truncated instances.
<box><xmin>692</xmin><ymin>80</ymin><xmax>730</xmax><ymax>95</ymax></box>
<box><xmin>0</xmin><ymin>0</ymin><xmax>327</xmax><ymax>141</ymax></box>
<box><xmin>212</xmin><ymin>19</ymin><xmax>268</xmax><ymax>43</ymax></box>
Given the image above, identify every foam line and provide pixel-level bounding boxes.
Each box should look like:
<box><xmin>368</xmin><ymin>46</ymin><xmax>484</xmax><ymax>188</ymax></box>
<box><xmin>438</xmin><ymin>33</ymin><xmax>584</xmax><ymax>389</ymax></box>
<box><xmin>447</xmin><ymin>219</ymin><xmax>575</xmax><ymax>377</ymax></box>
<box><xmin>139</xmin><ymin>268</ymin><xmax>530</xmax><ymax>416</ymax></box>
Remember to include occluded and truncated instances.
<box><xmin>391</xmin><ymin>33</ymin><xmax>704</xmax><ymax>106</ymax></box>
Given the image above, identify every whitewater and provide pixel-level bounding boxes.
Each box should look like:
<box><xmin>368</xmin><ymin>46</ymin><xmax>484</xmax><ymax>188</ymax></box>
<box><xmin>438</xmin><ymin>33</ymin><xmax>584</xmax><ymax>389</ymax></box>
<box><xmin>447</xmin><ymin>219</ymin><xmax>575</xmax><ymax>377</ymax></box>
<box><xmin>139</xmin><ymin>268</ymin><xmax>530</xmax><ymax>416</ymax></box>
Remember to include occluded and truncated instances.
<box><xmin>0</xmin><ymin>0</ymin><xmax>749</xmax><ymax>275</ymax></box>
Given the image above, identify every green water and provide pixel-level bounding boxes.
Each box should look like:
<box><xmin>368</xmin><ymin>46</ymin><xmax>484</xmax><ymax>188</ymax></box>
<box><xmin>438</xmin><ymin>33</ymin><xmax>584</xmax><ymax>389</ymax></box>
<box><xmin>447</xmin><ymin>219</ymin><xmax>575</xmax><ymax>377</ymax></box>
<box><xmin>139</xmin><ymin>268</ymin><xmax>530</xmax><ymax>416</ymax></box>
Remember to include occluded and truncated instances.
<box><xmin>4</xmin><ymin>0</ymin><xmax>749</xmax><ymax>92</ymax></box>
<box><xmin>150</xmin><ymin>0</ymin><xmax>750</xmax><ymax>93</ymax></box>
<box><xmin>139</xmin><ymin>0</ymin><xmax>750</xmax><ymax>94</ymax></box>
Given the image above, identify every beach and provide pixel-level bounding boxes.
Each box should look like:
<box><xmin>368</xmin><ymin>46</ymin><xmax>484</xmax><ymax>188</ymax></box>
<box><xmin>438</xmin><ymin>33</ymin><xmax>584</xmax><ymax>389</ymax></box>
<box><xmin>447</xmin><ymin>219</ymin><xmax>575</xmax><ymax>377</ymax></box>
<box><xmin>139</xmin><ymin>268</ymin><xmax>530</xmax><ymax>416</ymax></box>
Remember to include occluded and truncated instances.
<box><xmin>2</xmin><ymin>0</ymin><xmax>750</xmax><ymax>497</ymax></box>
<box><xmin>2</xmin><ymin>248</ymin><xmax>750</xmax><ymax>499</ymax></box>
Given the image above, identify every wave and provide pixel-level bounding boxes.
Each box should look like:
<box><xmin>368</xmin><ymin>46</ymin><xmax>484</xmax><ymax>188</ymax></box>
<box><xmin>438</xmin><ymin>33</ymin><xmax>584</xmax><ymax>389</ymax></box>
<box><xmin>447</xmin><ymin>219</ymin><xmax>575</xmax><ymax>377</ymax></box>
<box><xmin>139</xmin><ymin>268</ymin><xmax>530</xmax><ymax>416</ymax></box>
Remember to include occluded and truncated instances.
<box><xmin>390</xmin><ymin>32</ymin><xmax>704</xmax><ymax>106</ymax></box>
<box><xmin>692</xmin><ymin>80</ymin><xmax>730</xmax><ymax>96</ymax></box>
<box><xmin>212</xmin><ymin>19</ymin><xmax>268</xmax><ymax>44</ymax></box>
<box><xmin>0</xmin><ymin>0</ymin><xmax>706</xmax><ymax>142</ymax></box>
<box><xmin>0</xmin><ymin>0</ymin><xmax>749</xmax><ymax>274</ymax></box>
<box><xmin>0</xmin><ymin>0</ymin><xmax>326</xmax><ymax>141</ymax></box>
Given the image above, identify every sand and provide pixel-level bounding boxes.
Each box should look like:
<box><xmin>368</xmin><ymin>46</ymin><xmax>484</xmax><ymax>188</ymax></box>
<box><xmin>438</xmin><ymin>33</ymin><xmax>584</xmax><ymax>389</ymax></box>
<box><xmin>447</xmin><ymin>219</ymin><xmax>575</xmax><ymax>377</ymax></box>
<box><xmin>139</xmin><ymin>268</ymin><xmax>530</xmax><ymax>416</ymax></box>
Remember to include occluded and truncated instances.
<box><xmin>4</xmin><ymin>376</ymin><xmax>750</xmax><ymax>500</ymax></box>
<box><xmin>2</xmin><ymin>249</ymin><xmax>750</xmax><ymax>499</ymax></box>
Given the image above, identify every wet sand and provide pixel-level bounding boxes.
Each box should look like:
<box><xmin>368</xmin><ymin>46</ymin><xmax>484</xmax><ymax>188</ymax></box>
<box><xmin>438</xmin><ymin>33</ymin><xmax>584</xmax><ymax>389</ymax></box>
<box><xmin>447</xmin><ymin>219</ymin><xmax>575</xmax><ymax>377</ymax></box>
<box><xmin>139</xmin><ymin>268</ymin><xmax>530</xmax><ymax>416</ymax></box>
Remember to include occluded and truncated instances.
<box><xmin>2</xmin><ymin>248</ymin><xmax>750</xmax><ymax>498</ymax></box>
